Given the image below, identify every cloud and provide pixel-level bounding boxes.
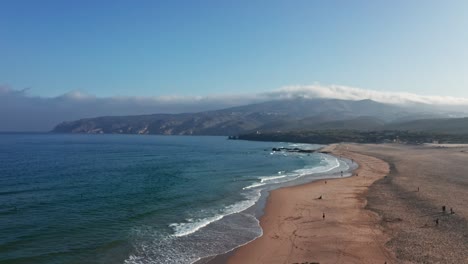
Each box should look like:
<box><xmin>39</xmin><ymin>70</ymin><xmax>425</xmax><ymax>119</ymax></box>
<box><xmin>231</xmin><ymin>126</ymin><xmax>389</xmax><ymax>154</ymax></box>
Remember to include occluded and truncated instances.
<box><xmin>1</xmin><ymin>84</ymin><xmax>468</xmax><ymax>131</ymax></box>
<box><xmin>268</xmin><ymin>84</ymin><xmax>468</xmax><ymax>105</ymax></box>
<box><xmin>0</xmin><ymin>86</ymin><xmax>263</xmax><ymax>131</ymax></box>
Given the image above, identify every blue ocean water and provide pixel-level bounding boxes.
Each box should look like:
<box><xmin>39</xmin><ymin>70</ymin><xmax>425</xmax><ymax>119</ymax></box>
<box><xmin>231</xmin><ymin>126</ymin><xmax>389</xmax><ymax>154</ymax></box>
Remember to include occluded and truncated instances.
<box><xmin>0</xmin><ymin>134</ymin><xmax>347</xmax><ymax>264</ymax></box>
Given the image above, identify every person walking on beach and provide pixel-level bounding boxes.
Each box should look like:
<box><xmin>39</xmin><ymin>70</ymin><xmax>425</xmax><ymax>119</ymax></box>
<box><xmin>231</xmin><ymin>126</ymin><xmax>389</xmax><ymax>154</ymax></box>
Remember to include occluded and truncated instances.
<box><xmin>322</xmin><ymin>213</ymin><xmax>325</xmax><ymax>220</ymax></box>
<box><xmin>435</xmin><ymin>218</ymin><xmax>439</xmax><ymax>226</ymax></box>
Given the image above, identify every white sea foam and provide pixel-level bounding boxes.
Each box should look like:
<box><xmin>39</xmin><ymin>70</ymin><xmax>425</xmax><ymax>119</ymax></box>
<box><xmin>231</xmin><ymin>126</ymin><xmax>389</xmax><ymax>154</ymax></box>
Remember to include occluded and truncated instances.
<box><xmin>293</xmin><ymin>155</ymin><xmax>340</xmax><ymax>176</ymax></box>
<box><xmin>169</xmin><ymin>190</ymin><xmax>261</xmax><ymax>237</ymax></box>
<box><xmin>287</xmin><ymin>143</ymin><xmax>321</xmax><ymax>150</ymax></box>
<box><xmin>245</xmin><ymin>154</ymin><xmax>342</xmax><ymax>195</ymax></box>
<box><xmin>169</xmin><ymin>154</ymin><xmax>341</xmax><ymax>238</ymax></box>
<box><xmin>169</xmin><ymin>215</ymin><xmax>224</xmax><ymax>237</ymax></box>
<box><xmin>125</xmin><ymin>212</ymin><xmax>263</xmax><ymax>264</ymax></box>
<box><xmin>243</xmin><ymin>182</ymin><xmax>267</xmax><ymax>189</ymax></box>
<box><xmin>260</xmin><ymin>174</ymin><xmax>289</xmax><ymax>183</ymax></box>
<box><xmin>126</xmin><ymin>152</ymin><xmax>349</xmax><ymax>264</ymax></box>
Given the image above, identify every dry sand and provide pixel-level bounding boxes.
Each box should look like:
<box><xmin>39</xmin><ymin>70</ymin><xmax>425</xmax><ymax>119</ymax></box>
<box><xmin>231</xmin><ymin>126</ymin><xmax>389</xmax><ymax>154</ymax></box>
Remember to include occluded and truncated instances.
<box><xmin>350</xmin><ymin>144</ymin><xmax>468</xmax><ymax>264</ymax></box>
<box><xmin>226</xmin><ymin>144</ymin><xmax>396</xmax><ymax>264</ymax></box>
<box><xmin>225</xmin><ymin>143</ymin><xmax>468</xmax><ymax>264</ymax></box>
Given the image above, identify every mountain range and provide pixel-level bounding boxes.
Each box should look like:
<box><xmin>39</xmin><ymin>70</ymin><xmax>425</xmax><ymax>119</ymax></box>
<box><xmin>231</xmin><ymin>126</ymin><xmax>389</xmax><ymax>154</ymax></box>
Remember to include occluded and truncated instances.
<box><xmin>52</xmin><ymin>98</ymin><xmax>468</xmax><ymax>135</ymax></box>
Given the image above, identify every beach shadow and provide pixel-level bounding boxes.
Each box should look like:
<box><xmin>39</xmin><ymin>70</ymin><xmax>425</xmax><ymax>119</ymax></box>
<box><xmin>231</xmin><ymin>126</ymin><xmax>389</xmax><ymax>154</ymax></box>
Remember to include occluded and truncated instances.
<box><xmin>401</xmin><ymin>190</ymin><xmax>419</xmax><ymax>194</ymax></box>
<box><xmin>383</xmin><ymin>217</ymin><xmax>402</xmax><ymax>223</ymax></box>
<box><xmin>419</xmin><ymin>212</ymin><xmax>445</xmax><ymax>218</ymax></box>
<box><xmin>419</xmin><ymin>223</ymin><xmax>432</xmax><ymax>229</ymax></box>
<box><xmin>301</xmin><ymin>219</ymin><xmax>323</xmax><ymax>224</ymax></box>
<box><xmin>285</xmin><ymin>216</ymin><xmax>302</xmax><ymax>221</ymax></box>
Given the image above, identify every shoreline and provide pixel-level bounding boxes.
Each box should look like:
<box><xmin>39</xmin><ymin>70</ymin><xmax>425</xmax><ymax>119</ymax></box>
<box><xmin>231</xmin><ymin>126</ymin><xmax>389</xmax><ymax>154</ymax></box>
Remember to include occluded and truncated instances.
<box><xmin>212</xmin><ymin>143</ymin><xmax>468</xmax><ymax>263</ymax></box>
<box><xmin>215</xmin><ymin>144</ymin><xmax>395</xmax><ymax>264</ymax></box>
<box><xmin>196</xmin><ymin>144</ymin><xmax>356</xmax><ymax>264</ymax></box>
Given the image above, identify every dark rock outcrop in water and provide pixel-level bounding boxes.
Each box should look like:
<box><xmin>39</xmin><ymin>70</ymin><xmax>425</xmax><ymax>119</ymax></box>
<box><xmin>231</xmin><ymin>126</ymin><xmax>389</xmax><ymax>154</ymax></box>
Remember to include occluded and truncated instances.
<box><xmin>271</xmin><ymin>147</ymin><xmax>316</xmax><ymax>153</ymax></box>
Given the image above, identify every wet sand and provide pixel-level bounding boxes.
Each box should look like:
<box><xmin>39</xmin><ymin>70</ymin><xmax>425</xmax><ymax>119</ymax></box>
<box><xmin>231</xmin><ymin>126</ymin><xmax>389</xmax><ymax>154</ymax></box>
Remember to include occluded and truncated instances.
<box><xmin>225</xmin><ymin>144</ymin><xmax>396</xmax><ymax>264</ymax></box>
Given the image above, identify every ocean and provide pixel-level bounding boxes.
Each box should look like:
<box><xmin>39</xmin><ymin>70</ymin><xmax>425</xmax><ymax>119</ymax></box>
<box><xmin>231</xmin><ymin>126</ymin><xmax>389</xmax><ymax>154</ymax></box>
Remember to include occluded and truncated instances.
<box><xmin>0</xmin><ymin>134</ymin><xmax>350</xmax><ymax>264</ymax></box>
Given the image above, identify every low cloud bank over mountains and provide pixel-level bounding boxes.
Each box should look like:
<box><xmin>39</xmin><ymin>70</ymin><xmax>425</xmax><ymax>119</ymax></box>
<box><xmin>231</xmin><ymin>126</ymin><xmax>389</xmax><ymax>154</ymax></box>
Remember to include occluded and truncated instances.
<box><xmin>1</xmin><ymin>84</ymin><xmax>468</xmax><ymax>131</ymax></box>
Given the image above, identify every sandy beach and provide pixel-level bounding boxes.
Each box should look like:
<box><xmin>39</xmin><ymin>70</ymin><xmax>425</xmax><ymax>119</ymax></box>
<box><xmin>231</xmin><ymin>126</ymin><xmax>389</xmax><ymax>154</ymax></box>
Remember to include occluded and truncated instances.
<box><xmin>223</xmin><ymin>143</ymin><xmax>468</xmax><ymax>264</ymax></box>
<box><xmin>351</xmin><ymin>144</ymin><xmax>468</xmax><ymax>263</ymax></box>
<box><xmin>225</xmin><ymin>144</ymin><xmax>396</xmax><ymax>264</ymax></box>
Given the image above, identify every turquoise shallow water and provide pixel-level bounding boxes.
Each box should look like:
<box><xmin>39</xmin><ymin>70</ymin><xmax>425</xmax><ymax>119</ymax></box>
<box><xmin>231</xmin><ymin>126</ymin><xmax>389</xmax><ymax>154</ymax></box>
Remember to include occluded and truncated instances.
<box><xmin>0</xmin><ymin>134</ymin><xmax>345</xmax><ymax>264</ymax></box>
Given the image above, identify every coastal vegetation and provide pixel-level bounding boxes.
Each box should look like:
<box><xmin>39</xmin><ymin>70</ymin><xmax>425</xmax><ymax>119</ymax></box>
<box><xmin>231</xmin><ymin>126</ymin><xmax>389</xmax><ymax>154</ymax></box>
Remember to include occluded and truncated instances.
<box><xmin>237</xmin><ymin>130</ymin><xmax>468</xmax><ymax>144</ymax></box>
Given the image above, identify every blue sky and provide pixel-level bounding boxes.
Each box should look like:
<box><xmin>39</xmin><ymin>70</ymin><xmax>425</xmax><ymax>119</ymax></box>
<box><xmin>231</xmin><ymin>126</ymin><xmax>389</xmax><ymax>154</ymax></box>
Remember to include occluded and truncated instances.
<box><xmin>1</xmin><ymin>0</ymin><xmax>468</xmax><ymax>98</ymax></box>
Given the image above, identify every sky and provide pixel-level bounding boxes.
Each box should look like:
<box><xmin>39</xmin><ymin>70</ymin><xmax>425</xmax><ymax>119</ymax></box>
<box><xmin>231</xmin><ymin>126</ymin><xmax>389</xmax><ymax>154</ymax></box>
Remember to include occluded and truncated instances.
<box><xmin>1</xmin><ymin>0</ymin><xmax>468</xmax><ymax>131</ymax></box>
